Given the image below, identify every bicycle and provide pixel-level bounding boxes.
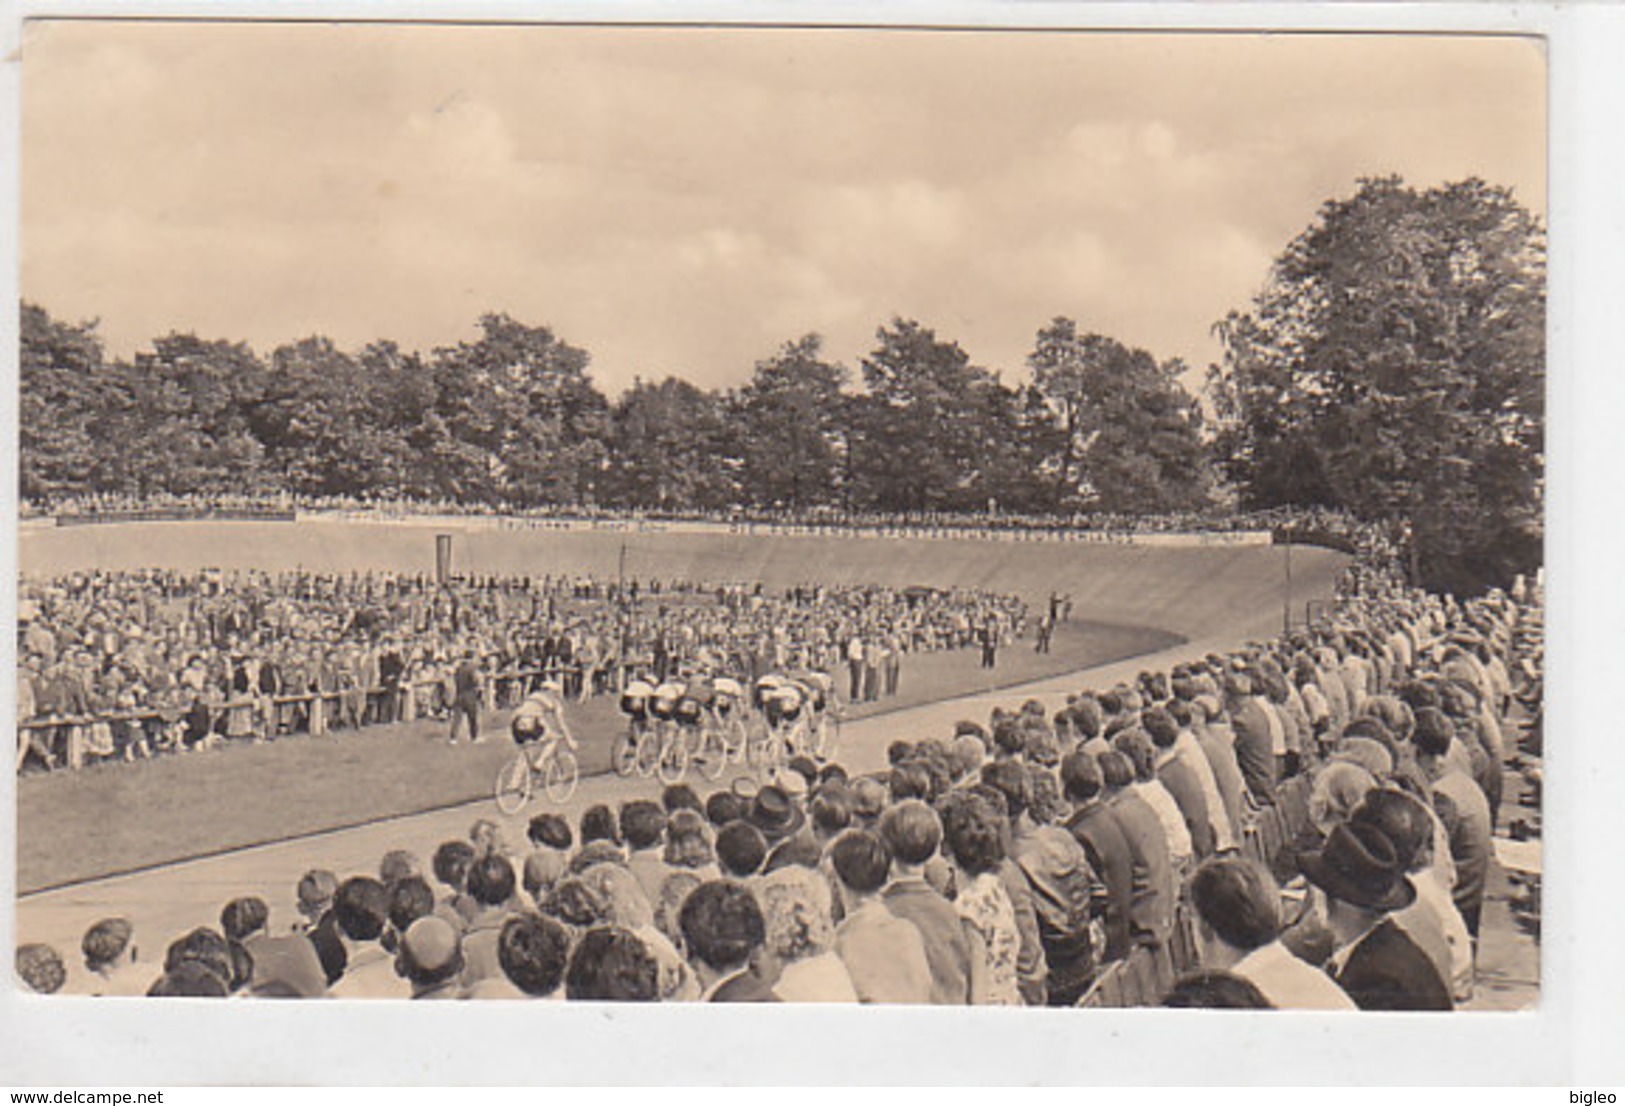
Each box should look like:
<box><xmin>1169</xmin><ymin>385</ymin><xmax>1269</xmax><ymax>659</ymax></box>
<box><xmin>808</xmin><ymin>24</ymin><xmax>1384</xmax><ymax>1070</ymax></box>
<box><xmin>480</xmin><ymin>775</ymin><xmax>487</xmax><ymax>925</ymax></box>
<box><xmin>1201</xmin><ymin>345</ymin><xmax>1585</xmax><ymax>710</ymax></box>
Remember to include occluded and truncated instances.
<box><xmin>636</xmin><ymin>718</ymin><xmax>690</xmax><ymax>786</ymax></box>
<box><xmin>494</xmin><ymin>735</ymin><xmax>580</xmax><ymax>814</ymax></box>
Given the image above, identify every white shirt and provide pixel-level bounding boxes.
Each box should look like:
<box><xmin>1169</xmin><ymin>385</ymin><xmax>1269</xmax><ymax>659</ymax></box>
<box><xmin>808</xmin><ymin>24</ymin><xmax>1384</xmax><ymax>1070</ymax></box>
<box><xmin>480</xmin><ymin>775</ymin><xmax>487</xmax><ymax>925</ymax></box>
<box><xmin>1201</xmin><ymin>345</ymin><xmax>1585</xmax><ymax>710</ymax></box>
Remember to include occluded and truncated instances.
<box><xmin>1173</xmin><ymin>730</ymin><xmax>1235</xmax><ymax>852</ymax></box>
<box><xmin>1234</xmin><ymin>940</ymin><xmax>1357</xmax><ymax>1011</ymax></box>
<box><xmin>1133</xmin><ymin>779</ymin><xmax>1193</xmax><ymax>867</ymax></box>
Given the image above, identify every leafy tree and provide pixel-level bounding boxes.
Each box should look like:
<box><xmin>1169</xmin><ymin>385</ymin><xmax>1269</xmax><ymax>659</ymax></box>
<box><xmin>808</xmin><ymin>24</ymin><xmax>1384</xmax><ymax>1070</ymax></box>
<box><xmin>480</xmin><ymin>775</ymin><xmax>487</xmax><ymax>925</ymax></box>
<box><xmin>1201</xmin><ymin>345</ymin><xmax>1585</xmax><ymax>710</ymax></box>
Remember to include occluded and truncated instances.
<box><xmin>1209</xmin><ymin>176</ymin><xmax>1545</xmax><ymax>593</ymax></box>
<box><xmin>19</xmin><ymin>302</ymin><xmax>106</xmax><ymax>501</ymax></box>
<box><xmin>605</xmin><ymin>376</ymin><xmax>739</xmax><ymax>510</ymax></box>
<box><xmin>1028</xmin><ymin>318</ymin><xmax>1213</xmax><ymax>513</ymax></box>
<box><xmin>733</xmin><ymin>335</ymin><xmax>848</xmax><ymax>511</ymax></box>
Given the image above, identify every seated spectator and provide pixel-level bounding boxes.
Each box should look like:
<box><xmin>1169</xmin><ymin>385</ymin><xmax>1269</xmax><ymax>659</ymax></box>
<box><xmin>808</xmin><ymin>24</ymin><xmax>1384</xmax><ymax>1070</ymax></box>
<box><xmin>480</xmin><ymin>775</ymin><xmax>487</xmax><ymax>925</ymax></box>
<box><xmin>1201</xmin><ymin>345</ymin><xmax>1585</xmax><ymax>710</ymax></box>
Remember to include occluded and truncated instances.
<box><xmin>16</xmin><ymin>942</ymin><xmax>67</xmax><ymax>994</ymax></box>
<box><xmin>329</xmin><ymin>876</ymin><xmax>406</xmax><ymax>999</ymax></box>
<box><xmin>1188</xmin><ymin>856</ymin><xmax>1354</xmax><ymax>1010</ymax></box>
<box><xmin>81</xmin><ymin>917</ymin><xmax>146</xmax><ymax>996</ymax></box>
<box><xmin>1161</xmin><ymin>969</ymin><xmax>1275</xmax><ymax>1009</ymax></box>
<box><xmin>878</xmin><ymin>799</ymin><xmax>983</xmax><ymax>1005</ymax></box>
<box><xmin>1060</xmin><ymin>751</ymin><xmax>1135</xmax><ymax>964</ymax></box>
<box><xmin>1298</xmin><ymin>822</ymin><xmax>1452</xmax><ymax>1010</ymax></box>
<box><xmin>397</xmin><ymin>916</ymin><xmax>464</xmax><ymax>1000</ymax></box>
<box><xmin>756</xmin><ymin>866</ymin><xmax>857</xmax><ymax>1003</ymax></box>
<box><xmin>163</xmin><ymin>927</ymin><xmax>235</xmax><ymax>993</ymax></box>
<box><xmin>386</xmin><ymin>877</ymin><xmax>437</xmax><ymax>952</ymax></box>
<box><xmin>493</xmin><ymin>913</ymin><xmax>571</xmax><ymax>999</ymax></box>
<box><xmin>939</xmin><ymin>794</ymin><xmax>1023</xmax><ymax>1005</ymax></box>
<box><xmin>1098</xmin><ymin>749</ymin><xmax>1177</xmax><ymax>953</ymax></box>
<box><xmin>1143</xmin><ymin>706</ymin><xmax>1218</xmax><ymax>859</ymax></box>
<box><xmin>679</xmin><ymin>880</ymin><xmax>777</xmax><ymax>1002</ymax></box>
<box><xmin>565</xmin><ymin>925</ymin><xmax>662</xmax><ymax>1002</ymax></box>
<box><xmin>1112</xmin><ymin>728</ymin><xmax>1194</xmax><ymax>873</ymax></box>
<box><xmin>1413</xmin><ymin>706</ymin><xmax>1493</xmax><ymax>939</ymax></box>
<box><xmin>828</xmin><ymin>830</ymin><xmax>932</xmax><ymax>1006</ymax></box>
<box><xmin>716</xmin><ymin>820</ymin><xmax>769</xmax><ymax>881</ymax></box>
<box><xmin>147</xmin><ymin>960</ymin><xmax>228</xmax><ymax>998</ymax></box>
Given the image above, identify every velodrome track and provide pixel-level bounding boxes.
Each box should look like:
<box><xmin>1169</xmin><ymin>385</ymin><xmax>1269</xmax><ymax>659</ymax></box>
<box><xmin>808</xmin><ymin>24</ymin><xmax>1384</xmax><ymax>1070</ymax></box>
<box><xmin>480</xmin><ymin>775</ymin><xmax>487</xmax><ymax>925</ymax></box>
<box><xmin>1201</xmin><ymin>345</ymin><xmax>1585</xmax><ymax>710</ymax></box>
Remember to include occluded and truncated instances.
<box><xmin>15</xmin><ymin>518</ymin><xmax>1398</xmax><ymax>997</ymax></box>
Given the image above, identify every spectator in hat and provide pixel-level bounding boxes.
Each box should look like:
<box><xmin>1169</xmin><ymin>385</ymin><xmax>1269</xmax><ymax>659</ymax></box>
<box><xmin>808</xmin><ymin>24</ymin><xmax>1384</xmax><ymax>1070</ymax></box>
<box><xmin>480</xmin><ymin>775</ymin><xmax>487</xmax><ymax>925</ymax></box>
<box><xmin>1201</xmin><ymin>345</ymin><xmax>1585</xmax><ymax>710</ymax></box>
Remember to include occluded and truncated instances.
<box><xmin>748</xmin><ymin>784</ymin><xmax>808</xmax><ymax>846</ymax></box>
<box><xmin>1350</xmin><ymin>789</ymin><xmax>1474</xmax><ymax>1003</ymax></box>
<box><xmin>1413</xmin><ymin>706</ymin><xmax>1493</xmax><ymax>938</ymax></box>
<box><xmin>879</xmin><ymin>799</ymin><xmax>985</xmax><ymax>1005</ymax></box>
<box><xmin>1060</xmin><ymin>752</ymin><xmax>1135</xmax><ymax>964</ymax></box>
<box><xmin>16</xmin><ymin>942</ymin><xmax>67</xmax><ymax>994</ymax></box>
<box><xmin>329</xmin><ymin>876</ymin><xmax>407</xmax><ymax>999</ymax></box>
<box><xmin>828</xmin><ymin>829</ymin><xmax>932</xmax><ymax>1005</ymax></box>
<box><xmin>81</xmin><ymin>917</ymin><xmax>146</xmax><ymax>996</ymax></box>
<box><xmin>679</xmin><ymin>880</ymin><xmax>778</xmax><ymax>1002</ymax></box>
<box><xmin>1188</xmin><ymin>856</ymin><xmax>1354</xmax><ymax>1010</ymax></box>
<box><xmin>1298</xmin><ymin>822</ymin><xmax>1452</xmax><ymax>1010</ymax></box>
<box><xmin>493</xmin><ymin>913</ymin><xmax>571</xmax><ymax>1000</ymax></box>
<box><xmin>756</xmin><ymin>866</ymin><xmax>857</xmax><ymax>1003</ymax></box>
<box><xmin>397</xmin><ymin>916</ymin><xmax>464</xmax><ymax>1000</ymax></box>
<box><xmin>938</xmin><ymin>794</ymin><xmax>1022</xmax><ymax>1006</ymax></box>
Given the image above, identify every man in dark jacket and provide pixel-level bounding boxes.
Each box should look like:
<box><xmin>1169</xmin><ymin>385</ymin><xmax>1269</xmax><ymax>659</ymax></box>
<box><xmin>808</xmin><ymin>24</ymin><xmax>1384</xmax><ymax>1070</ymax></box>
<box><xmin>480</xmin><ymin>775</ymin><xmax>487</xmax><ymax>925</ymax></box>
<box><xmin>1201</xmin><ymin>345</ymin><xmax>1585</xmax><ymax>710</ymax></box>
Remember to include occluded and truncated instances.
<box><xmin>1225</xmin><ymin>671</ymin><xmax>1278</xmax><ymax>805</ymax></box>
<box><xmin>1062</xmin><ymin>751</ymin><xmax>1136</xmax><ymax>963</ymax></box>
<box><xmin>1099</xmin><ymin>750</ymin><xmax>1176</xmax><ymax>952</ymax></box>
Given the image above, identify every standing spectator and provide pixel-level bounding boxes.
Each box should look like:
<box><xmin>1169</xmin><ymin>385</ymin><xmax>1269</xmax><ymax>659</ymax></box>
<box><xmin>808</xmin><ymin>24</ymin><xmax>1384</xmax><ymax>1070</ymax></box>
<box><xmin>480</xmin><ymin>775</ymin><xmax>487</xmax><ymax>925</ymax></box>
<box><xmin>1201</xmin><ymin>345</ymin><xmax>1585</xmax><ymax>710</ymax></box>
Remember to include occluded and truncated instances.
<box><xmin>829</xmin><ymin>829</ymin><xmax>933</xmax><ymax>1005</ymax></box>
<box><xmin>846</xmin><ymin>632</ymin><xmax>865</xmax><ymax>703</ymax></box>
<box><xmin>878</xmin><ymin>800</ymin><xmax>984</xmax><ymax>1005</ymax></box>
<box><xmin>448</xmin><ymin>649</ymin><xmax>483</xmax><ymax>745</ymax></box>
<box><xmin>884</xmin><ymin>633</ymin><xmax>903</xmax><ymax>699</ymax></box>
<box><xmin>863</xmin><ymin>637</ymin><xmax>883</xmax><ymax>703</ymax></box>
<box><xmin>1413</xmin><ymin>707</ymin><xmax>1493</xmax><ymax>939</ymax></box>
<box><xmin>80</xmin><ymin>917</ymin><xmax>147</xmax><ymax>997</ymax></box>
<box><xmin>940</xmin><ymin>795</ymin><xmax>1022</xmax><ymax>1005</ymax></box>
<box><xmin>329</xmin><ymin>876</ymin><xmax>408</xmax><ymax>999</ymax></box>
<box><xmin>679</xmin><ymin>881</ymin><xmax>778</xmax><ymax>1002</ymax></box>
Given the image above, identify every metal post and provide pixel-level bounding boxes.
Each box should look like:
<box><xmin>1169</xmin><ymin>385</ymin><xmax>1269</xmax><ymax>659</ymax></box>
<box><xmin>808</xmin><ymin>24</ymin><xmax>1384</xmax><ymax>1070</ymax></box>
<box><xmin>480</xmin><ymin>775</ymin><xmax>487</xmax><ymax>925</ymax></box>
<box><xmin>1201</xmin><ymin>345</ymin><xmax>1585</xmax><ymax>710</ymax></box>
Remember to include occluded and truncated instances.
<box><xmin>1283</xmin><ymin>535</ymin><xmax>1294</xmax><ymax>635</ymax></box>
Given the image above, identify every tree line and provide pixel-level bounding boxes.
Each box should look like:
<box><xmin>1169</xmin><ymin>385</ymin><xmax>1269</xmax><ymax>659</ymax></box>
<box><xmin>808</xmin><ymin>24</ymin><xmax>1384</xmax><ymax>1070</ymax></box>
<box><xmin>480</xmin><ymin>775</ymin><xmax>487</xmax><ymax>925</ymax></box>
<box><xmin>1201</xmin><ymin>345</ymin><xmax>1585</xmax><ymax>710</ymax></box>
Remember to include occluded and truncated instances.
<box><xmin>20</xmin><ymin>177</ymin><xmax>1544</xmax><ymax>595</ymax></box>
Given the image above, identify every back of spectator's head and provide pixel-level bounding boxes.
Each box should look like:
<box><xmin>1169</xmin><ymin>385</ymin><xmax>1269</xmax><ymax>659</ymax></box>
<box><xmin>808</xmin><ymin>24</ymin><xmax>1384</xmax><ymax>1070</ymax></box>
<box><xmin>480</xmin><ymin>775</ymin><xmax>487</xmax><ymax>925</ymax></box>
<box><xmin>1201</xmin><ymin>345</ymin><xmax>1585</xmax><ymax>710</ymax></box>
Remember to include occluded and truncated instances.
<box><xmin>758</xmin><ymin>865</ymin><xmax>837</xmax><ymax>962</ymax></box>
<box><xmin>1061</xmin><ymin>750</ymin><xmax>1104</xmax><ymax>803</ymax></box>
<box><xmin>819</xmin><ymin>763</ymin><xmax>850</xmax><ymax>788</ymax></box>
<box><xmin>949</xmin><ymin>734</ymin><xmax>988</xmax><ymax>781</ymax></box>
<box><xmin>1071</xmin><ymin>697</ymin><xmax>1104</xmax><ymax>741</ymax></box>
<box><xmin>1189</xmin><ymin>856</ymin><xmax>1281</xmax><ymax>952</ymax></box>
<box><xmin>620</xmin><ymin>800</ymin><xmax>668</xmax><ymax>851</ymax></box>
<box><xmin>886</xmin><ymin>739</ymin><xmax>916</xmax><ymax>766</ymax></box>
<box><xmin>1098</xmin><ymin>749</ymin><xmax>1137</xmax><ymax>791</ymax></box>
<box><xmin>705</xmin><ymin>790</ymin><xmax>747</xmax><ymax>828</ymax></box>
<box><xmin>991</xmin><ymin>719</ymin><xmax>1027</xmax><ymax>759</ymax></box>
<box><xmin>569</xmin><ymin>839</ymin><xmax>627</xmax><ymax>874</ymax></box>
<box><xmin>466</xmin><ymin>853</ymin><xmax>517</xmax><ymax>909</ymax></box>
<box><xmin>980</xmin><ymin>759</ymin><xmax>1030</xmax><ymax>822</ymax></box>
<box><xmin>164</xmin><ymin>927</ymin><xmax>233</xmax><ymax>986</ymax></box>
<box><xmin>1350</xmin><ymin>788</ymin><xmax>1434</xmax><ymax>873</ymax></box>
<box><xmin>663</xmin><ymin>808</ymin><xmax>713</xmax><ymax>868</ymax></box>
<box><xmin>82</xmin><ymin>917</ymin><xmax>134</xmax><ymax>972</ymax></box>
<box><xmin>580</xmin><ymin>803</ymin><xmax>621</xmax><ymax>846</ymax></box>
<box><xmin>297</xmin><ymin>868</ymin><xmax>339</xmax><ymax>918</ymax></box>
<box><xmin>523</xmin><ymin>850</ymin><xmax>567</xmax><ymax>905</ymax></box>
<box><xmin>661</xmin><ymin>783</ymin><xmax>702</xmax><ymax>816</ymax></box>
<box><xmin>1028</xmin><ymin>769</ymin><xmax>1066</xmax><ymax>826</ymax></box>
<box><xmin>1166</xmin><ymin>699</ymin><xmax>1195</xmax><ymax>729</ymax></box>
<box><xmin>941</xmin><ymin>794</ymin><xmax>1005</xmax><ymax>877</ymax></box>
<box><xmin>655</xmin><ymin>871</ymin><xmax>702</xmax><ymax>947</ymax></box>
<box><xmin>378</xmin><ymin>849</ymin><xmax>422</xmax><ymax>887</ymax></box>
<box><xmin>388</xmin><ymin>876</ymin><xmax>436</xmax><ymax>936</ymax></box>
<box><xmin>566</xmin><ymin>925</ymin><xmax>660</xmax><ymax>1002</ymax></box>
<box><xmin>334</xmin><ymin>876</ymin><xmax>390</xmax><ymax>943</ymax></box>
<box><xmin>432</xmin><ymin>840</ymin><xmax>476</xmax><ymax>892</ymax></box>
<box><xmin>1097</xmin><ymin>689</ymin><xmax>1125</xmax><ymax>716</ymax></box>
<box><xmin>1162</xmin><ymin>969</ymin><xmax>1274</xmax><ymax>1009</ymax></box>
<box><xmin>1142</xmin><ymin>707</ymin><xmax>1179</xmax><ymax>749</ymax></box>
<box><xmin>398</xmin><ymin>916</ymin><xmax>463</xmax><ymax>989</ymax></box>
<box><xmin>1397</xmin><ymin>680</ymin><xmax>1442</xmax><ymax>715</ymax></box>
<box><xmin>527</xmin><ymin>812</ymin><xmax>574</xmax><ymax>852</ymax></box>
<box><xmin>16</xmin><ymin>943</ymin><xmax>66</xmax><ymax>994</ymax></box>
<box><xmin>220</xmin><ymin>896</ymin><xmax>269</xmax><ymax>943</ymax></box>
<box><xmin>678</xmin><ymin>881</ymin><xmax>765</xmax><ymax>973</ymax></box>
<box><xmin>888</xmin><ymin>761</ymin><xmax>934</xmax><ymax>804</ymax></box>
<box><xmin>1170</xmin><ymin>675</ymin><xmax>1199</xmax><ymax>703</ymax></box>
<box><xmin>829</xmin><ymin>828</ymin><xmax>891</xmax><ymax>895</ymax></box>
<box><xmin>764</xmin><ymin>834</ymin><xmax>822</xmax><ymax>874</ymax></box>
<box><xmin>147</xmin><ymin>960</ymin><xmax>228</xmax><ymax>998</ymax></box>
<box><xmin>715</xmin><ymin>820</ymin><xmax>769</xmax><ymax>879</ymax></box>
<box><xmin>1333</xmin><ymin>736</ymin><xmax>1394</xmax><ymax>781</ymax></box>
<box><xmin>468</xmin><ymin>818</ymin><xmax>505</xmax><ymax>856</ymax></box>
<box><xmin>879</xmin><ymin>799</ymin><xmax>943</xmax><ymax>867</ymax></box>
<box><xmin>1412</xmin><ymin>707</ymin><xmax>1455</xmax><ymax>758</ymax></box>
<box><xmin>498</xmin><ymin>913</ymin><xmax>571</xmax><ymax>997</ymax></box>
<box><xmin>850</xmin><ymin>776</ymin><xmax>890</xmax><ymax>825</ymax></box>
<box><xmin>1112</xmin><ymin>729</ymin><xmax>1158</xmax><ymax>782</ymax></box>
<box><xmin>810</xmin><ymin>786</ymin><xmax>854</xmax><ymax>838</ymax></box>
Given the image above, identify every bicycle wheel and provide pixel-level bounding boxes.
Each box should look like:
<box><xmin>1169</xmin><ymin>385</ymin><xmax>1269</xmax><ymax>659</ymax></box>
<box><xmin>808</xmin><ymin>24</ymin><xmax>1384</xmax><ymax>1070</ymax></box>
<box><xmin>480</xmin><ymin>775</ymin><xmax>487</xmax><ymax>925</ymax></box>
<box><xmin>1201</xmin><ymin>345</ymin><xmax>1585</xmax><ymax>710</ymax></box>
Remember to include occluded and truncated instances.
<box><xmin>656</xmin><ymin>729</ymin><xmax>690</xmax><ymax>786</ymax></box>
<box><xmin>696</xmin><ymin>723</ymin><xmax>728</xmax><ymax>782</ymax></box>
<box><xmin>636</xmin><ymin>729</ymin><xmax>663</xmax><ymax>777</ymax></box>
<box><xmin>544</xmin><ymin>747</ymin><xmax>580</xmax><ymax>804</ymax></box>
<box><xmin>722</xmin><ymin>715</ymin><xmax>750</xmax><ymax>764</ymax></box>
<box><xmin>494</xmin><ymin>751</ymin><xmax>533</xmax><ymax>815</ymax></box>
<box><xmin>612</xmin><ymin>729</ymin><xmax>640</xmax><ymax>777</ymax></box>
<box><xmin>815</xmin><ymin>713</ymin><xmax>843</xmax><ymax>761</ymax></box>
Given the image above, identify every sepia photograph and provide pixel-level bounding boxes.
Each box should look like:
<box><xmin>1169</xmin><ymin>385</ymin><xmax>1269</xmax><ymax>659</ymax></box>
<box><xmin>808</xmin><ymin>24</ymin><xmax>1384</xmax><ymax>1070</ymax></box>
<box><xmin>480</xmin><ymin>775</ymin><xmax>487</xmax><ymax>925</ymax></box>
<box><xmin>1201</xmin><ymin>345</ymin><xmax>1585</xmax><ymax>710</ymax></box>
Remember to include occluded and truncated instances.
<box><xmin>3</xmin><ymin>4</ymin><xmax>1601</xmax><ymax>1086</ymax></box>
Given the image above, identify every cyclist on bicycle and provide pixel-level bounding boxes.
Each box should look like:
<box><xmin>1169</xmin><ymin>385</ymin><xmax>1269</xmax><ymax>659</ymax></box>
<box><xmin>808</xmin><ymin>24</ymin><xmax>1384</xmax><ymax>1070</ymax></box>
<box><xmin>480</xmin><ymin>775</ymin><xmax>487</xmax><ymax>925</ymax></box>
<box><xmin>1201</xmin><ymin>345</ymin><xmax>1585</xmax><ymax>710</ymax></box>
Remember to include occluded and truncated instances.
<box><xmin>510</xmin><ymin>679</ymin><xmax>577</xmax><ymax>765</ymax></box>
<box><xmin>620</xmin><ymin>676</ymin><xmax>657</xmax><ymax>737</ymax></box>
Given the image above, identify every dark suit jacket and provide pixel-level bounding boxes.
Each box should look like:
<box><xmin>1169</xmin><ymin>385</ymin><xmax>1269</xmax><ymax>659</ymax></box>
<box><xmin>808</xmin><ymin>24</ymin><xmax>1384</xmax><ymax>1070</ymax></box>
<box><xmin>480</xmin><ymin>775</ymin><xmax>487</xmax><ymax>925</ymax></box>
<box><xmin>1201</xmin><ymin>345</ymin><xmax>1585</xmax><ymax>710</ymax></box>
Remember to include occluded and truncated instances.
<box><xmin>1065</xmin><ymin>801</ymin><xmax>1135</xmax><ymax>962</ymax></box>
<box><xmin>1335</xmin><ymin>917</ymin><xmax>1453</xmax><ymax>1011</ymax></box>
<box><xmin>1104</xmin><ymin>790</ymin><xmax>1175</xmax><ymax>948</ymax></box>
<box><xmin>1157</xmin><ymin>755</ymin><xmax>1216</xmax><ymax>858</ymax></box>
<box><xmin>883</xmin><ymin>878</ymin><xmax>977</xmax><ymax>1005</ymax></box>
<box><xmin>1228</xmin><ymin>696</ymin><xmax>1278</xmax><ymax>804</ymax></box>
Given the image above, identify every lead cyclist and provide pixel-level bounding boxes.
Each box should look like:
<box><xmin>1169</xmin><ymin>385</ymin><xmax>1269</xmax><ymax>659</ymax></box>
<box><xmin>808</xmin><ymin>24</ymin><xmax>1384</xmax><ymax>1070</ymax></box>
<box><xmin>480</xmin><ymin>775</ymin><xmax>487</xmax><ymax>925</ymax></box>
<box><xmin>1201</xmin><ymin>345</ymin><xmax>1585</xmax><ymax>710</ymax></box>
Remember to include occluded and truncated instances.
<box><xmin>509</xmin><ymin>678</ymin><xmax>578</xmax><ymax>767</ymax></box>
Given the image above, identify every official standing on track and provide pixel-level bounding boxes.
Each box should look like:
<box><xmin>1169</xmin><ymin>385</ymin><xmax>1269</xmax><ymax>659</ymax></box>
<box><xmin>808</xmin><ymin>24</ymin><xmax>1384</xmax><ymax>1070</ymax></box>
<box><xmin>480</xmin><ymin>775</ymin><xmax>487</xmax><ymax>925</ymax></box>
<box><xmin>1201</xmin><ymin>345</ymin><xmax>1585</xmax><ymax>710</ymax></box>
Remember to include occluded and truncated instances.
<box><xmin>449</xmin><ymin>649</ymin><xmax>483</xmax><ymax>745</ymax></box>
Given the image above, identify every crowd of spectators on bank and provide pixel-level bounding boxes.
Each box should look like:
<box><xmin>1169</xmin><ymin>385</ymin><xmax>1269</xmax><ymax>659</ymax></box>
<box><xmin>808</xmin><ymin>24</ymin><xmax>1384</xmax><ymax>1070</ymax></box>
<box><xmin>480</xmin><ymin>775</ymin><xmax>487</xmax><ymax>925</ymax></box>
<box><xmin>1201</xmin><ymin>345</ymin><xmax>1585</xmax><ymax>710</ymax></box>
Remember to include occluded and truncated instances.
<box><xmin>15</xmin><ymin>568</ymin><xmax>1024</xmax><ymax>773</ymax></box>
<box><xmin>16</xmin><ymin>548</ymin><xmax>1542</xmax><ymax>1007</ymax></box>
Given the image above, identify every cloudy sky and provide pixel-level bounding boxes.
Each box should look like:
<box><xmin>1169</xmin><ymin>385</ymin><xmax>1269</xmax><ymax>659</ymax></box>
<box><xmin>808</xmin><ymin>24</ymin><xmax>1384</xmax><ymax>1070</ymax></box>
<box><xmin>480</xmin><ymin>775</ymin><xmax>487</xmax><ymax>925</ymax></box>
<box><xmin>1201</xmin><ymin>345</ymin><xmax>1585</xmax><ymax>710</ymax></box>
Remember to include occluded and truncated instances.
<box><xmin>21</xmin><ymin>21</ymin><xmax>1545</xmax><ymax>394</ymax></box>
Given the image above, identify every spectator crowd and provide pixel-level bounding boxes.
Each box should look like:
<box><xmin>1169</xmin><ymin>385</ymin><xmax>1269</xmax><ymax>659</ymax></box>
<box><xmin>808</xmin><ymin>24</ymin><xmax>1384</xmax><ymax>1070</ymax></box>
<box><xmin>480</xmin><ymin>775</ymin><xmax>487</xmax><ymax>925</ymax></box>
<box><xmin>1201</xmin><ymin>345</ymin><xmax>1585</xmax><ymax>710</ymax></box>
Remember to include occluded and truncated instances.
<box><xmin>17</xmin><ymin>544</ymin><xmax>1542</xmax><ymax>1008</ymax></box>
<box><xmin>16</xmin><ymin>566</ymin><xmax>1024</xmax><ymax>773</ymax></box>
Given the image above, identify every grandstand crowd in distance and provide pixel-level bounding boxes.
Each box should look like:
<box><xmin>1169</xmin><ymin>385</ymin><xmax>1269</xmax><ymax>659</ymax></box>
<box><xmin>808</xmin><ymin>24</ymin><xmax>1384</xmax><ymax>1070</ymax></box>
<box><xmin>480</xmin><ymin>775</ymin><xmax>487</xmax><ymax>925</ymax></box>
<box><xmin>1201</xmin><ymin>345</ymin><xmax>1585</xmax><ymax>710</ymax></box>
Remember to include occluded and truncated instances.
<box><xmin>14</xmin><ymin>499</ymin><xmax>1543</xmax><ymax>1010</ymax></box>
